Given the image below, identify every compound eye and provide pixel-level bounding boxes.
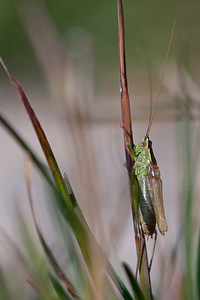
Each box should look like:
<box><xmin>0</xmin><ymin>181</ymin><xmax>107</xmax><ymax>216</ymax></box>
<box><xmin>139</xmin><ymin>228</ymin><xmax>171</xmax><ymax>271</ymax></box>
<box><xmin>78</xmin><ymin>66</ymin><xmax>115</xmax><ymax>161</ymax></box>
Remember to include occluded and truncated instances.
<box><xmin>140</xmin><ymin>141</ymin><xmax>146</xmax><ymax>147</ymax></box>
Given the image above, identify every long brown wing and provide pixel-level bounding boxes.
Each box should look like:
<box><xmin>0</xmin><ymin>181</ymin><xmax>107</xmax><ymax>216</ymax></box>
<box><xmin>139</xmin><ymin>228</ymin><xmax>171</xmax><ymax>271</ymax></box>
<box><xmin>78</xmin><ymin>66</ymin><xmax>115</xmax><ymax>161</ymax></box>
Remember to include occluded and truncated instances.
<box><xmin>148</xmin><ymin>164</ymin><xmax>168</xmax><ymax>235</ymax></box>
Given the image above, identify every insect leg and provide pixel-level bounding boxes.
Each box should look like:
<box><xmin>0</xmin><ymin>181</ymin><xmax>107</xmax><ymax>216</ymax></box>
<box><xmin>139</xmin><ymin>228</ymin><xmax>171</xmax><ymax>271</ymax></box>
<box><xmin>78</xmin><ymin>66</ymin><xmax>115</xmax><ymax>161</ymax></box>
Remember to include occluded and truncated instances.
<box><xmin>130</xmin><ymin>170</ymin><xmax>141</xmax><ymax>236</ymax></box>
<box><xmin>136</xmin><ymin>238</ymin><xmax>145</xmax><ymax>279</ymax></box>
<box><xmin>149</xmin><ymin>230</ymin><xmax>157</xmax><ymax>271</ymax></box>
<box><xmin>130</xmin><ymin>171</ymin><xmax>143</xmax><ymax>279</ymax></box>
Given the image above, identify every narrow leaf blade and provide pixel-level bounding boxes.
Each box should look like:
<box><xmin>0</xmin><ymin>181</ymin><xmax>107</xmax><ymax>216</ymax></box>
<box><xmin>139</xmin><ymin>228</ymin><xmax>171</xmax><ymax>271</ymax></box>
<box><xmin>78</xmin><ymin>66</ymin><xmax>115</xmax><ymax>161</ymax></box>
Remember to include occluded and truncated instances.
<box><xmin>0</xmin><ymin>56</ymin><xmax>73</xmax><ymax>213</ymax></box>
<box><xmin>108</xmin><ymin>264</ymin><xmax>134</xmax><ymax>300</ymax></box>
<box><xmin>49</xmin><ymin>273</ymin><xmax>72</xmax><ymax>300</ymax></box>
<box><xmin>0</xmin><ymin>58</ymin><xmax>90</xmax><ymax>264</ymax></box>
<box><xmin>0</xmin><ymin>113</ymin><xmax>85</xmax><ymax>243</ymax></box>
<box><xmin>123</xmin><ymin>263</ymin><xmax>146</xmax><ymax>300</ymax></box>
<box><xmin>197</xmin><ymin>231</ymin><xmax>200</xmax><ymax>299</ymax></box>
<box><xmin>25</xmin><ymin>162</ymin><xmax>80</xmax><ymax>300</ymax></box>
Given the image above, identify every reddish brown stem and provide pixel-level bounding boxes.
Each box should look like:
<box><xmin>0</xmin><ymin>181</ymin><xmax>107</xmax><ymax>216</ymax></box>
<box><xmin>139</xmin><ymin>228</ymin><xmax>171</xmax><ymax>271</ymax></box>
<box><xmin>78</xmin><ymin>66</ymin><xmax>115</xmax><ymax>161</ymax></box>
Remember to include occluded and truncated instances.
<box><xmin>118</xmin><ymin>0</ymin><xmax>133</xmax><ymax>173</ymax></box>
<box><xmin>117</xmin><ymin>1</ymin><xmax>152</xmax><ymax>299</ymax></box>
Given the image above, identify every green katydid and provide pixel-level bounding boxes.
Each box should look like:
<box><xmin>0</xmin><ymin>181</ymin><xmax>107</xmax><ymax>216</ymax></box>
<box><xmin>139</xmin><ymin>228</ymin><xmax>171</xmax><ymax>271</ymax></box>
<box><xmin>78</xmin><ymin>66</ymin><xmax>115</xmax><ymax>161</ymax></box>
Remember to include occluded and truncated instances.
<box><xmin>122</xmin><ymin>128</ymin><xmax>167</xmax><ymax>275</ymax></box>
<box><xmin>125</xmin><ymin>132</ymin><xmax>168</xmax><ymax>237</ymax></box>
<box><xmin>122</xmin><ymin>19</ymin><xmax>176</xmax><ymax>272</ymax></box>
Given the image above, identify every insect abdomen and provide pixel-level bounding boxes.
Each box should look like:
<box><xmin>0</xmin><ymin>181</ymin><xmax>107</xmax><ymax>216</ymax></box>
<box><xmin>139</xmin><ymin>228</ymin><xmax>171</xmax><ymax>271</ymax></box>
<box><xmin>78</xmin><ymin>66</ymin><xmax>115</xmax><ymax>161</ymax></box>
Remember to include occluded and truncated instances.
<box><xmin>138</xmin><ymin>177</ymin><xmax>156</xmax><ymax>236</ymax></box>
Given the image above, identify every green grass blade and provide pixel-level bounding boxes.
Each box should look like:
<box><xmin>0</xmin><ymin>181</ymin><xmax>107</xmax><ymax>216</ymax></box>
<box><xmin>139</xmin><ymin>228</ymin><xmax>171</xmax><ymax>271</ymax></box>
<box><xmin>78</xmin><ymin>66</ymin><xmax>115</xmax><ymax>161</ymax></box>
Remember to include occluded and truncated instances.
<box><xmin>123</xmin><ymin>263</ymin><xmax>146</xmax><ymax>300</ymax></box>
<box><xmin>26</xmin><ymin>165</ymin><xmax>80</xmax><ymax>300</ymax></box>
<box><xmin>0</xmin><ymin>267</ymin><xmax>12</xmax><ymax>300</ymax></box>
<box><xmin>108</xmin><ymin>264</ymin><xmax>134</xmax><ymax>300</ymax></box>
<box><xmin>47</xmin><ymin>192</ymin><xmax>88</xmax><ymax>297</ymax></box>
<box><xmin>197</xmin><ymin>231</ymin><xmax>200</xmax><ymax>299</ymax></box>
<box><xmin>0</xmin><ymin>113</ymin><xmax>88</xmax><ymax>261</ymax></box>
<box><xmin>49</xmin><ymin>273</ymin><xmax>72</xmax><ymax>300</ymax></box>
<box><xmin>0</xmin><ymin>57</ymin><xmax>92</xmax><ymax>267</ymax></box>
<box><xmin>0</xmin><ymin>56</ymin><xmax>73</xmax><ymax>214</ymax></box>
<box><xmin>63</xmin><ymin>173</ymin><xmax>89</xmax><ymax>229</ymax></box>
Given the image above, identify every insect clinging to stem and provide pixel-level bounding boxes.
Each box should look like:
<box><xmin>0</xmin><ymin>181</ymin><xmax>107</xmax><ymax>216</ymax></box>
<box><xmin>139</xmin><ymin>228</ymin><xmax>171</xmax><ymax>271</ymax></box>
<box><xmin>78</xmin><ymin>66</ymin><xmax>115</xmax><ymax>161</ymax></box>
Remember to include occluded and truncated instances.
<box><xmin>122</xmin><ymin>18</ymin><xmax>176</xmax><ymax>269</ymax></box>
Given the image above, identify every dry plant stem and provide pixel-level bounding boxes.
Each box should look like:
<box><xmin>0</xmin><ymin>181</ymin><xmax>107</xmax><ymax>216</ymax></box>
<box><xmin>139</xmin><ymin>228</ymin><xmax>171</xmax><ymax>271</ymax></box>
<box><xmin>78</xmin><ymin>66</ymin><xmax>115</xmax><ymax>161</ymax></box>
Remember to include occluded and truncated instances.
<box><xmin>117</xmin><ymin>0</ymin><xmax>152</xmax><ymax>298</ymax></box>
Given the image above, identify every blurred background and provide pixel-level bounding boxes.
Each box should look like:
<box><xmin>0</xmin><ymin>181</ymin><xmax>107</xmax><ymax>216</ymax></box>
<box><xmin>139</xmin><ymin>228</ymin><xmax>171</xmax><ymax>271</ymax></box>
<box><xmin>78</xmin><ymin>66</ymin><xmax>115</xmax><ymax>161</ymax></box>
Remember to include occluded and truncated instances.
<box><xmin>0</xmin><ymin>0</ymin><xmax>200</xmax><ymax>299</ymax></box>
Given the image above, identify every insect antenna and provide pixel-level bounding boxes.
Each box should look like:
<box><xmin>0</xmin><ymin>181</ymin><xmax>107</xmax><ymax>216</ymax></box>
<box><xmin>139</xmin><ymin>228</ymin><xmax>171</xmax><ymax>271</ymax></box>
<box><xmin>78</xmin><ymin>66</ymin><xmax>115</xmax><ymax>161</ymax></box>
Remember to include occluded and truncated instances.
<box><xmin>132</xmin><ymin>24</ymin><xmax>154</xmax><ymax>135</ymax></box>
<box><xmin>146</xmin><ymin>18</ymin><xmax>176</xmax><ymax>137</ymax></box>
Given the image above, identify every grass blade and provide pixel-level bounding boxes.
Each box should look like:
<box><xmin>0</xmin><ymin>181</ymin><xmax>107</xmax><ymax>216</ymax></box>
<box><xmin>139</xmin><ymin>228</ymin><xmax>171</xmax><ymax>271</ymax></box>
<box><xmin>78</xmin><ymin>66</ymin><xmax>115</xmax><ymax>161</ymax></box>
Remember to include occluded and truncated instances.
<box><xmin>47</xmin><ymin>191</ymin><xmax>88</xmax><ymax>298</ymax></box>
<box><xmin>49</xmin><ymin>272</ymin><xmax>72</xmax><ymax>300</ymax></box>
<box><xmin>0</xmin><ymin>56</ymin><xmax>89</xmax><ymax>260</ymax></box>
<box><xmin>197</xmin><ymin>231</ymin><xmax>200</xmax><ymax>299</ymax></box>
<box><xmin>0</xmin><ymin>267</ymin><xmax>12</xmax><ymax>300</ymax></box>
<box><xmin>63</xmin><ymin>173</ymin><xmax>86</xmax><ymax>226</ymax></box>
<box><xmin>0</xmin><ymin>57</ymin><xmax>95</xmax><ymax>272</ymax></box>
<box><xmin>0</xmin><ymin>56</ymin><xmax>73</xmax><ymax>214</ymax></box>
<box><xmin>25</xmin><ymin>161</ymin><xmax>80</xmax><ymax>300</ymax></box>
<box><xmin>123</xmin><ymin>263</ymin><xmax>146</xmax><ymax>300</ymax></box>
<box><xmin>0</xmin><ymin>113</ymin><xmax>86</xmax><ymax>246</ymax></box>
<box><xmin>108</xmin><ymin>264</ymin><xmax>133</xmax><ymax>300</ymax></box>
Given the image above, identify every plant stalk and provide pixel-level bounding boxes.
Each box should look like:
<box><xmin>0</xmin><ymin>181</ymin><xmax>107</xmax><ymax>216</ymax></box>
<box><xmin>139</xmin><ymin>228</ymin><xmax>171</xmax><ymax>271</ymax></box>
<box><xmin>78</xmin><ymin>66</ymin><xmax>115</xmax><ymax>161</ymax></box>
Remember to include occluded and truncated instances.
<box><xmin>117</xmin><ymin>1</ymin><xmax>152</xmax><ymax>298</ymax></box>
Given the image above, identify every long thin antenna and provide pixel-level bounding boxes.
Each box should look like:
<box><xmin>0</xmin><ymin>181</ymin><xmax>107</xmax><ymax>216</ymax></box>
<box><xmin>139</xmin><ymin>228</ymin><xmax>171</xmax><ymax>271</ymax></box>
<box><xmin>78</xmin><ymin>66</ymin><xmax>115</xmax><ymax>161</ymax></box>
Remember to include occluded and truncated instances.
<box><xmin>146</xmin><ymin>18</ymin><xmax>176</xmax><ymax>137</ymax></box>
<box><xmin>137</xmin><ymin>29</ymin><xmax>154</xmax><ymax>138</ymax></box>
<box><xmin>130</xmin><ymin>24</ymin><xmax>154</xmax><ymax>134</ymax></box>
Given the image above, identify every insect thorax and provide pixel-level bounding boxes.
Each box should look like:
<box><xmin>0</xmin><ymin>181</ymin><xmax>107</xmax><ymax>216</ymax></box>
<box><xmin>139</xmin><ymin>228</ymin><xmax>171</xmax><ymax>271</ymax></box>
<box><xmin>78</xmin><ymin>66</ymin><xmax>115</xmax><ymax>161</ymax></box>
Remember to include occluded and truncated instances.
<box><xmin>133</xmin><ymin>148</ymin><xmax>151</xmax><ymax>180</ymax></box>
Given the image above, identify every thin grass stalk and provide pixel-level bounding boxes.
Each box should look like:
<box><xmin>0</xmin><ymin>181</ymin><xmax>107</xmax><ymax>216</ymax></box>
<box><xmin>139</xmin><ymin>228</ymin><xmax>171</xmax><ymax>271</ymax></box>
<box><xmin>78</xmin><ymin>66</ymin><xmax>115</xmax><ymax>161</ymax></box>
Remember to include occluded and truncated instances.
<box><xmin>175</xmin><ymin>57</ymin><xmax>196</xmax><ymax>299</ymax></box>
<box><xmin>179</xmin><ymin>100</ymin><xmax>195</xmax><ymax>300</ymax></box>
<box><xmin>117</xmin><ymin>1</ymin><xmax>152</xmax><ymax>298</ymax></box>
